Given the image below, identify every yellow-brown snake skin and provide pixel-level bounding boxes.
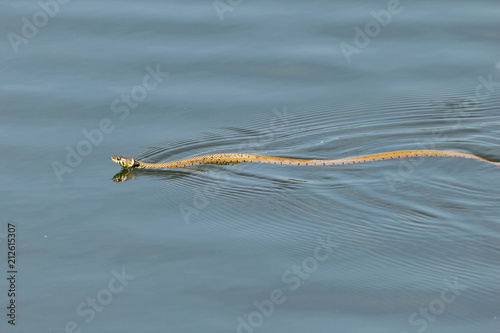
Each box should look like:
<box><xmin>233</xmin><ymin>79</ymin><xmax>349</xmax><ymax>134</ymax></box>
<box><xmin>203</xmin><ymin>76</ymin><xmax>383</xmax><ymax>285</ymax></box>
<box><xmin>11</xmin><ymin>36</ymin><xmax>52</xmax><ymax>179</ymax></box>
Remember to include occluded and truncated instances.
<box><xmin>111</xmin><ymin>150</ymin><xmax>500</xmax><ymax>169</ymax></box>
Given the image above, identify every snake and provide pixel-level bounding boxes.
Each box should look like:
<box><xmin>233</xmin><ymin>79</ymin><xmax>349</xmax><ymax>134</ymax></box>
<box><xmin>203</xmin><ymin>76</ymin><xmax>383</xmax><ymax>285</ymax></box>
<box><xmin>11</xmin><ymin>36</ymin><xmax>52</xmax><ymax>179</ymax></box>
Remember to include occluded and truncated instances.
<box><xmin>111</xmin><ymin>150</ymin><xmax>499</xmax><ymax>169</ymax></box>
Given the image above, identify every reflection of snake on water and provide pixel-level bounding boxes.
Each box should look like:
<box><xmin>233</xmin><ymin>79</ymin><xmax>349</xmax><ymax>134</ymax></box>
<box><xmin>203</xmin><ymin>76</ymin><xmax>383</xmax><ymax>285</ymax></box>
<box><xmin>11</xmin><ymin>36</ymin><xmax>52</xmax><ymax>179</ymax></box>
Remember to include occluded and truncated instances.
<box><xmin>111</xmin><ymin>150</ymin><xmax>500</xmax><ymax>169</ymax></box>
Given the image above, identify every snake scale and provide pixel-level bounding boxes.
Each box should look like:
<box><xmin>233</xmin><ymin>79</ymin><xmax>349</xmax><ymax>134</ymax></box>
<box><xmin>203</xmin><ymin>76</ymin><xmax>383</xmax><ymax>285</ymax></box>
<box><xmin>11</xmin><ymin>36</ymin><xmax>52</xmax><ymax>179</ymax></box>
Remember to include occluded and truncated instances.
<box><xmin>111</xmin><ymin>150</ymin><xmax>500</xmax><ymax>169</ymax></box>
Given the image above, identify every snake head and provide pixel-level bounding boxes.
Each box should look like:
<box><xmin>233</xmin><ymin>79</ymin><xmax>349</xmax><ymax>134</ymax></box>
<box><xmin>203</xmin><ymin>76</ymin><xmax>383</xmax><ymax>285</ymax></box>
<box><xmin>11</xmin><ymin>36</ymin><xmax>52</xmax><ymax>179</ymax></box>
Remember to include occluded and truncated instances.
<box><xmin>111</xmin><ymin>155</ymin><xmax>138</xmax><ymax>168</ymax></box>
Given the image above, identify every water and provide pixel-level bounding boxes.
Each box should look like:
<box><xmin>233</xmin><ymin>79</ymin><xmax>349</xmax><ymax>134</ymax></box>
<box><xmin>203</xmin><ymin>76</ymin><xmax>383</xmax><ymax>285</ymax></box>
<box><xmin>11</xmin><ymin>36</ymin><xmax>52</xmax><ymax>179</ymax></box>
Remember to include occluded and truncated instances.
<box><xmin>1</xmin><ymin>0</ymin><xmax>500</xmax><ymax>332</ymax></box>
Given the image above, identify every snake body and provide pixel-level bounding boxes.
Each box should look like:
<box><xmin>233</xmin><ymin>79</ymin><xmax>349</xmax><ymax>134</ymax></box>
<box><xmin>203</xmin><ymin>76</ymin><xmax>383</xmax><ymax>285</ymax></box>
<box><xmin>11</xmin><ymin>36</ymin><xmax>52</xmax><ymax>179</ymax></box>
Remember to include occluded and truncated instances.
<box><xmin>111</xmin><ymin>150</ymin><xmax>499</xmax><ymax>169</ymax></box>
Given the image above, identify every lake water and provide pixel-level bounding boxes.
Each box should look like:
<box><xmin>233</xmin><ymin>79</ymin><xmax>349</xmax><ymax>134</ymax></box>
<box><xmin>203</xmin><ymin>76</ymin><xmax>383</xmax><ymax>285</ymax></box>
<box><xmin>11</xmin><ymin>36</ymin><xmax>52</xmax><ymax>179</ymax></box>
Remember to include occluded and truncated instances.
<box><xmin>1</xmin><ymin>0</ymin><xmax>500</xmax><ymax>332</ymax></box>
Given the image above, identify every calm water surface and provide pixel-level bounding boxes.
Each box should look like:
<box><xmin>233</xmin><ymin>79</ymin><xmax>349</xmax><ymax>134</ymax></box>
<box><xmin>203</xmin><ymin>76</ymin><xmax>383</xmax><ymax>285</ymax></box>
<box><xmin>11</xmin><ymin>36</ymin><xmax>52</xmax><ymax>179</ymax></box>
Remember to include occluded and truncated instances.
<box><xmin>1</xmin><ymin>0</ymin><xmax>500</xmax><ymax>332</ymax></box>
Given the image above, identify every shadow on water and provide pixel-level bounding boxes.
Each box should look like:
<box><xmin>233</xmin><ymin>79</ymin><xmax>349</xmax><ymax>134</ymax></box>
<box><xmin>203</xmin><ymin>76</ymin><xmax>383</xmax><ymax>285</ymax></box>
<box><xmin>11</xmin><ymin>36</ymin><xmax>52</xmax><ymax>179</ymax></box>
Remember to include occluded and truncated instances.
<box><xmin>112</xmin><ymin>167</ymin><xmax>206</xmax><ymax>183</ymax></box>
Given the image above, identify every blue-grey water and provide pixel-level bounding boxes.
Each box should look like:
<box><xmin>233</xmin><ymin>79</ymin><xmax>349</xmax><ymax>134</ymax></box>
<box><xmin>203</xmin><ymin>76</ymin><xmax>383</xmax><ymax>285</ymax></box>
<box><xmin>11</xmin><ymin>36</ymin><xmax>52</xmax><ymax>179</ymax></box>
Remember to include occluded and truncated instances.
<box><xmin>1</xmin><ymin>1</ymin><xmax>500</xmax><ymax>332</ymax></box>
